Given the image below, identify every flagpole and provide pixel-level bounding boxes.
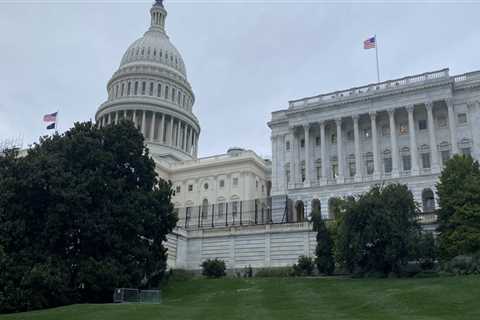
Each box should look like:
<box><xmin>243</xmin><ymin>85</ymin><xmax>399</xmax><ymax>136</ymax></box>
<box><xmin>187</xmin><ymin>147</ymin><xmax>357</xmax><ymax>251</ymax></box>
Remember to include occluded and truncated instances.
<box><xmin>375</xmin><ymin>34</ymin><xmax>380</xmax><ymax>82</ymax></box>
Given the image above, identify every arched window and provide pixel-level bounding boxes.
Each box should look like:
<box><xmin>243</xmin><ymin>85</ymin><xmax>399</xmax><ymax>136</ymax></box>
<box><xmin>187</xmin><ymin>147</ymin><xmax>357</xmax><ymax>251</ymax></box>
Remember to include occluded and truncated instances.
<box><xmin>141</xmin><ymin>81</ymin><xmax>146</xmax><ymax>95</ymax></box>
<box><xmin>134</xmin><ymin>81</ymin><xmax>138</xmax><ymax>95</ymax></box>
<box><xmin>217</xmin><ymin>197</ymin><xmax>226</xmax><ymax>217</ymax></box>
<box><xmin>311</xmin><ymin>199</ymin><xmax>321</xmax><ymax>216</ymax></box>
<box><xmin>295</xmin><ymin>201</ymin><xmax>305</xmax><ymax>222</ymax></box>
<box><xmin>201</xmin><ymin>199</ymin><xmax>209</xmax><ymax>219</ymax></box>
<box><xmin>157</xmin><ymin>83</ymin><xmax>162</xmax><ymax>97</ymax></box>
<box><xmin>127</xmin><ymin>82</ymin><xmax>131</xmax><ymax>96</ymax></box>
<box><xmin>149</xmin><ymin>82</ymin><xmax>154</xmax><ymax>96</ymax></box>
<box><xmin>422</xmin><ymin>189</ymin><xmax>435</xmax><ymax>212</ymax></box>
<box><xmin>165</xmin><ymin>85</ymin><xmax>169</xmax><ymax>99</ymax></box>
<box><xmin>121</xmin><ymin>83</ymin><xmax>125</xmax><ymax>96</ymax></box>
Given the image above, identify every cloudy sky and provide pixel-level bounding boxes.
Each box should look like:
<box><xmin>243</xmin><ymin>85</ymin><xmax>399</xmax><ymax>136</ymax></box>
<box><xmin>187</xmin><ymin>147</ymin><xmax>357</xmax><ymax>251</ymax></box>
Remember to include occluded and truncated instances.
<box><xmin>1</xmin><ymin>0</ymin><xmax>478</xmax><ymax>158</ymax></box>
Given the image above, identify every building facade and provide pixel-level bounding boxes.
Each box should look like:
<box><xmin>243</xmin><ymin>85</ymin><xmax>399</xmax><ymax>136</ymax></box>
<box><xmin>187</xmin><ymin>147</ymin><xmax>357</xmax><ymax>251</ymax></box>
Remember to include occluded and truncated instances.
<box><xmin>269</xmin><ymin>69</ymin><xmax>480</xmax><ymax>223</ymax></box>
<box><xmin>95</xmin><ymin>1</ymin><xmax>480</xmax><ymax>271</ymax></box>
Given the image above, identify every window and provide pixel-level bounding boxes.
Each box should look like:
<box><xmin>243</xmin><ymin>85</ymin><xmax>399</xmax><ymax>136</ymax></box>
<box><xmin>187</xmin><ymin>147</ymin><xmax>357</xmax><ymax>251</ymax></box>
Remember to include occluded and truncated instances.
<box><xmin>316</xmin><ymin>165</ymin><xmax>321</xmax><ymax>181</ymax></box>
<box><xmin>331</xmin><ymin>134</ymin><xmax>337</xmax><ymax>144</ymax></box>
<box><xmin>315</xmin><ymin>136</ymin><xmax>320</xmax><ymax>146</ymax></box>
<box><xmin>171</xmin><ymin>88</ymin><xmax>175</xmax><ymax>101</ymax></box>
<box><xmin>438</xmin><ymin>116</ymin><xmax>447</xmax><ymax>128</ymax></box>
<box><xmin>402</xmin><ymin>155</ymin><xmax>411</xmax><ymax>171</ymax></box>
<box><xmin>441</xmin><ymin>150</ymin><xmax>450</xmax><ymax>166</ymax></box>
<box><xmin>262</xmin><ymin>185</ymin><xmax>265</xmax><ymax>193</ymax></box>
<box><xmin>286</xmin><ymin>141</ymin><xmax>291</xmax><ymax>151</ymax></box>
<box><xmin>149</xmin><ymin>82</ymin><xmax>154</xmax><ymax>96</ymax></box>
<box><xmin>384</xmin><ymin>158</ymin><xmax>392</xmax><ymax>173</ymax></box>
<box><xmin>219</xmin><ymin>180</ymin><xmax>225</xmax><ymax>188</ymax></box>
<box><xmin>233</xmin><ymin>177</ymin><xmax>239</xmax><ymax>186</ymax></box>
<box><xmin>217</xmin><ymin>203</ymin><xmax>225</xmax><ymax>217</ymax></box>
<box><xmin>458</xmin><ymin>113</ymin><xmax>468</xmax><ymax>125</ymax></box>
<box><xmin>347</xmin><ymin>130</ymin><xmax>354</xmax><ymax>141</ymax></box>
<box><xmin>201</xmin><ymin>199</ymin><xmax>208</xmax><ymax>219</ymax></box>
<box><xmin>178</xmin><ymin>91</ymin><xmax>181</xmax><ymax>104</ymax></box>
<box><xmin>175</xmin><ymin>186</ymin><xmax>181</xmax><ymax>193</ymax></box>
<box><xmin>121</xmin><ymin>83</ymin><xmax>125</xmax><ymax>96</ymax></box>
<box><xmin>301</xmin><ymin>166</ymin><xmax>305</xmax><ymax>182</ymax></box>
<box><xmin>232</xmin><ymin>201</ymin><xmax>238</xmax><ymax>216</ymax></box>
<box><xmin>286</xmin><ymin>169</ymin><xmax>291</xmax><ymax>184</ymax></box>
<box><xmin>203</xmin><ymin>183</ymin><xmax>209</xmax><ymax>190</ymax></box>
<box><xmin>165</xmin><ymin>85</ymin><xmax>169</xmax><ymax>99</ymax></box>
<box><xmin>366</xmin><ymin>159</ymin><xmax>374</xmax><ymax>175</ymax></box>
<box><xmin>382</xmin><ymin>125</ymin><xmax>390</xmax><ymax>136</ymax></box>
<box><xmin>419</xmin><ymin>119</ymin><xmax>427</xmax><ymax>130</ymax></box>
<box><xmin>422</xmin><ymin>153</ymin><xmax>431</xmax><ymax>169</ymax></box>
<box><xmin>256</xmin><ymin>180</ymin><xmax>259</xmax><ymax>189</ymax></box>
<box><xmin>462</xmin><ymin>147</ymin><xmax>471</xmax><ymax>156</ymax></box>
<box><xmin>300</xmin><ymin>139</ymin><xmax>305</xmax><ymax>148</ymax></box>
<box><xmin>157</xmin><ymin>84</ymin><xmax>162</xmax><ymax>97</ymax></box>
<box><xmin>188</xmin><ymin>184</ymin><xmax>193</xmax><ymax>192</ymax></box>
<box><xmin>141</xmin><ymin>81</ymin><xmax>146</xmax><ymax>95</ymax></box>
<box><xmin>363</xmin><ymin>128</ymin><xmax>371</xmax><ymax>138</ymax></box>
<box><xmin>332</xmin><ymin>164</ymin><xmax>338</xmax><ymax>179</ymax></box>
<box><xmin>127</xmin><ymin>82</ymin><xmax>131</xmax><ymax>95</ymax></box>
<box><xmin>399</xmin><ymin>123</ymin><xmax>408</xmax><ymax>135</ymax></box>
<box><xmin>134</xmin><ymin>81</ymin><xmax>138</xmax><ymax>95</ymax></box>
<box><xmin>349</xmin><ymin>162</ymin><xmax>356</xmax><ymax>177</ymax></box>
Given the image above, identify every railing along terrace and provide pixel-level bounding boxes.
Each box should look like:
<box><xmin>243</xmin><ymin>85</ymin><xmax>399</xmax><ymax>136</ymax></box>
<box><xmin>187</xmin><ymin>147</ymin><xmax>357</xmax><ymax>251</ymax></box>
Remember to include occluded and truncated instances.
<box><xmin>176</xmin><ymin>198</ymin><xmax>273</xmax><ymax>230</ymax></box>
<box><xmin>289</xmin><ymin>68</ymin><xmax>450</xmax><ymax>110</ymax></box>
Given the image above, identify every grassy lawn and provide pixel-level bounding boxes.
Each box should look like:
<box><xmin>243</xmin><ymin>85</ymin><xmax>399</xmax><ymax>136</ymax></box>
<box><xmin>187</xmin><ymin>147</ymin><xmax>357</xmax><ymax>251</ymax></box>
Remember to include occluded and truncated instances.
<box><xmin>1</xmin><ymin>275</ymin><xmax>479</xmax><ymax>320</ymax></box>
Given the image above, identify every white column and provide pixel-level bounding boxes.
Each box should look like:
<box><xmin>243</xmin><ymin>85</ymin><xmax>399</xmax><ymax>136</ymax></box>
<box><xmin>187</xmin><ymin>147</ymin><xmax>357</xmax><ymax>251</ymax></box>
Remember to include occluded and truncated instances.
<box><xmin>150</xmin><ymin>112</ymin><xmax>156</xmax><ymax>141</ymax></box>
<box><xmin>160</xmin><ymin>114</ymin><xmax>165</xmax><ymax>143</ymax></box>
<box><xmin>183</xmin><ymin>123</ymin><xmax>188</xmax><ymax>150</ymax></box>
<box><xmin>353</xmin><ymin>115</ymin><xmax>362</xmax><ymax>182</ymax></box>
<box><xmin>169</xmin><ymin>116</ymin><xmax>174</xmax><ymax>145</ymax></box>
<box><xmin>176</xmin><ymin>121</ymin><xmax>181</xmax><ymax>147</ymax></box>
<box><xmin>335</xmin><ymin>118</ymin><xmax>344</xmax><ymax>183</ymax></box>
<box><xmin>303</xmin><ymin>124</ymin><xmax>311</xmax><ymax>187</ymax></box>
<box><xmin>407</xmin><ymin>105</ymin><xmax>419</xmax><ymax>175</ymax></box>
<box><xmin>114</xmin><ymin>111</ymin><xmax>119</xmax><ymax>124</ymax></box>
<box><xmin>132</xmin><ymin>110</ymin><xmax>137</xmax><ymax>128</ymax></box>
<box><xmin>141</xmin><ymin>110</ymin><xmax>146</xmax><ymax>136</ymax></box>
<box><xmin>289</xmin><ymin>130</ymin><xmax>295</xmax><ymax>188</ymax></box>
<box><xmin>271</xmin><ymin>135</ymin><xmax>278</xmax><ymax>192</ymax></box>
<box><xmin>388</xmin><ymin>108</ymin><xmax>399</xmax><ymax>177</ymax></box>
<box><xmin>107</xmin><ymin>113</ymin><xmax>112</xmax><ymax>125</ymax></box>
<box><xmin>319</xmin><ymin>121</ymin><xmax>328</xmax><ymax>185</ymax></box>
<box><xmin>123</xmin><ymin>110</ymin><xmax>127</xmax><ymax>120</ymax></box>
<box><xmin>426</xmin><ymin>102</ymin><xmax>439</xmax><ymax>173</ymax></box>
<box><xmin>446</xmin><ymin>99</ymin><xmax>458</xmax><ymax>155</ymax></box>
<box><xmin>186</xmin><ymin>126</ymin><xmax>191</xmax><ymax>152</ymax></box>
<box><xmin>370</xmin><ymin>112</ymin><xmax>380</xmax><ymax>179</ymax></box>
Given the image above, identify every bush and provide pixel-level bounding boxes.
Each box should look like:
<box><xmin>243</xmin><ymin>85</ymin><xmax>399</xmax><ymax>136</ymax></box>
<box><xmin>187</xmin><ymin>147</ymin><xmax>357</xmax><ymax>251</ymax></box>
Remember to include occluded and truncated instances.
<box><xmin>201</xmin><ymin>259</ymin><xmax>226</xmax><ymax>278</ymax></box>
<box><xmin>415</xmin><ymin>233</ymin><xmax>438</xmax><ymax>270</ymax></box>
<box><xmin>167</xmin><ymin>269</ymin><xmax>196</xmax><ymax>282</ymax></box>
<box><xmin>254</xmin><ymin>267</ymin><xmax>293</xmax><ymax>278</ymax></box>
<box><xmin>292</xmin><ymin>256</ymin><xmax>315</xmax><ymax>276</ymax></box>
<box><xmin>442</xmin><ymin>254</ymin><xmax>480</xmax><ymax>275</ymax></box>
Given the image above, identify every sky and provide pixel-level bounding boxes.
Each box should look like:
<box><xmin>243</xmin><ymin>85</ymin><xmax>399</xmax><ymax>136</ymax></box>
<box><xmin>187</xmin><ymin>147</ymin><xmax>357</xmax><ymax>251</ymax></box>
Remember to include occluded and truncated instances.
<box><xmin>0</xmin><ymin>0</ymin><xmax>479</xmax><ymax>158</ymax></box>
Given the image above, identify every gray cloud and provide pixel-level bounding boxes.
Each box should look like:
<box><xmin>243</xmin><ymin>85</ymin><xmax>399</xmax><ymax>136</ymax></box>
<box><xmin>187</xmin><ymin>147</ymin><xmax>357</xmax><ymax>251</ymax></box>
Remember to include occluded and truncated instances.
<box><xmin>1</xmin><ymin>1</ymin><xmax>478</xmax><ymax>158</ymax></box>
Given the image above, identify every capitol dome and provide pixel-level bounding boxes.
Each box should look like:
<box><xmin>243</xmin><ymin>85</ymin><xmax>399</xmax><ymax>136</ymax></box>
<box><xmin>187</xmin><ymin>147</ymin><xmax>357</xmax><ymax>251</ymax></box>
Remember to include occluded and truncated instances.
<box><xmin>96</xmin><ymin>0</ymin><xmax>200</xmax><ymax>162</ymax></box>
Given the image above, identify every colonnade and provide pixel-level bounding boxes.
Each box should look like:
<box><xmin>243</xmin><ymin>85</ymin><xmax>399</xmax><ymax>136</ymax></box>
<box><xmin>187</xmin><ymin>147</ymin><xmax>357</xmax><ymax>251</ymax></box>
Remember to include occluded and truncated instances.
<box><xmin>273</xmin><ymin>100</ymin><xmax>461</xmax><ymax>189</ymax></box>
<box><xmin>98</xmin><ymin>109</ymin><xmax>198</xmax><ymax>157</ymax></box>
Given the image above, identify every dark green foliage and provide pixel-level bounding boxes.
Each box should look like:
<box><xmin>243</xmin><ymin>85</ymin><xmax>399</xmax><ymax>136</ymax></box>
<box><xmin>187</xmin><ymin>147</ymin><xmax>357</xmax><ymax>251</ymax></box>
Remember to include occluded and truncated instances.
<box><xmin>335</xmin><ymin>184</ymin><xmax>420</xmax><ymax>276</ymax></box>
<box><xmin>311</xmin><ymin>207</ymin><xmax>335</xmax><ymax>275</ymax></box>
<box><xmin>201</xmin><ymin>259</ymin><xmax>226</xmax><ymax>278</ymax></box>
<box><xmin>414</xmin><ymin>232</ymin><xmax>438</xmax><ymax>270</ymax></box>
<box><xmin>442</xmin><ymin>253</ymin><xmax>480</xmax><ymax>275</ymax></box>
<box><xmin>254</xmin><ymin>267</ymin><xmax>293</xmax><ymax>278</ymax></box>
<box><xmin>292</xmin><ymin>255</ymin><xmax>315</xmax><ymax>276</ymax></box>
<box><xmin>0</xmin><ymin>121</ymin><xmax>177</xmax><ymax>313</ymax></box>
<box><xmin>436</xmin><ymin>155</ymin><xmax>480</xmax><ymax>260</ymax></box>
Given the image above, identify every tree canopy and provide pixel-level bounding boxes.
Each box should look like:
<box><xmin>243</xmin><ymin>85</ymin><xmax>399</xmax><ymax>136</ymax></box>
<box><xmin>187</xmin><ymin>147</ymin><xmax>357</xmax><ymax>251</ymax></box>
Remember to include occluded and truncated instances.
<box><xmin>0</xmin><ymin>121</ymin><xmax>177</xmax><ymax>313</ymax></box>
<box><xmin>335</xmin><ymin>184</ymin><xmax>420</xmax><ymax>276</ymax></box>
<box><xmin>437</xmin><ymin>155</ymin><xmax>480</xmax><ymax>260</ymax></box>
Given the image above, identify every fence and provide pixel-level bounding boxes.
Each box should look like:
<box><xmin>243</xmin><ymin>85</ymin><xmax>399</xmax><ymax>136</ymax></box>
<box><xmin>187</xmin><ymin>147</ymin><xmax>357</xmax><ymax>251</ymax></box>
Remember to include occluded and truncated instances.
<box><xmin>113</xmin><ymin>288</ymin><xmax>161</xmax><ymax>304</ymax></box>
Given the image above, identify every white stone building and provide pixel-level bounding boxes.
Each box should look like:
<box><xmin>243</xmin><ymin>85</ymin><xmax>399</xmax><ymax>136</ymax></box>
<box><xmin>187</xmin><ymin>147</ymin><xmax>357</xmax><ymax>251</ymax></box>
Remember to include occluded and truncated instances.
<box><xmin>95</xmin><ymin>1</ymin><xmax>480</xmax><ymax>271</ymax></box>
<box><xmin>269</xmin><ymin>69</ymin><xmax>480</xmax><ymax>224</ymax></box>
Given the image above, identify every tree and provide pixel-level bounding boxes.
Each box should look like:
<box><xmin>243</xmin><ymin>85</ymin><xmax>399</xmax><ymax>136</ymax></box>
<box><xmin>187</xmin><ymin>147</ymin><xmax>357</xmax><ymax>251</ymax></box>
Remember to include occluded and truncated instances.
<box><xmin>311</xmin><ymin>207</ymin><xmax>334</xmax><ymax>275</ymax></box>
<box><xmin>437</xmin><ymin>155</ymin><xmax>480</xmax><ymax>260</ymax></box>
<box><xmin>0</xmin><ymin>121</ymin><xmax>177</xmax><ymax>313</ymax></box>
<box><xmin>335</xmin><ymin>184</ymin><xmax>420</xmax><ymax>276</ymax></box>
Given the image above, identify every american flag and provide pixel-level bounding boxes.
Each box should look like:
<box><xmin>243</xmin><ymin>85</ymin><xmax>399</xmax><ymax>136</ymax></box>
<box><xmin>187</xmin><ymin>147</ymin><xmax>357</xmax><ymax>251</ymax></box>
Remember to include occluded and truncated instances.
<box><xmin>43</xmin><ymin>112</ymin><xmax>58</xmax><ymax>122</ymax></box>
<box><xmin>364</xmin><ymin>36</ymin><xmax>376</xmax><ymax>49</ymax></box>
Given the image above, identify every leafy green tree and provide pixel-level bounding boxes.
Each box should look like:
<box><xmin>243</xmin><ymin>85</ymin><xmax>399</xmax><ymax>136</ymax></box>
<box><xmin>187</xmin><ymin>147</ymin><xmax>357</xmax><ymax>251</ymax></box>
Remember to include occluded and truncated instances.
<box><xmin>437</xmin><ymin>155</ymin><xmax>480</xmax><ymax>260</ymax></box>
<box><xmin>335</xmin><ymin>184</ymin><xmax>420</xmax><ymax>276</ymax></box>
<box><xmin>0</xmin><ymin>121</ymin><xmax>177</xmax><ymax>313</ymax></box>
<box><xmin>311</xmin><ymin>207</ymin><xmax>335</xmax><ymax>275</ymax></box>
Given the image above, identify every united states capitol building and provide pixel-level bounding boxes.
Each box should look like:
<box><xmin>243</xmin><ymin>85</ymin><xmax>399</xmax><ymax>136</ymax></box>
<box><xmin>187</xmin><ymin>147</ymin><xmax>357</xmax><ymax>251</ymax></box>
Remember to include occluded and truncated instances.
<box><xmin>96</xmin><ymin>1</ymin><xmax>480</xmax><ymax>270</ymax></box>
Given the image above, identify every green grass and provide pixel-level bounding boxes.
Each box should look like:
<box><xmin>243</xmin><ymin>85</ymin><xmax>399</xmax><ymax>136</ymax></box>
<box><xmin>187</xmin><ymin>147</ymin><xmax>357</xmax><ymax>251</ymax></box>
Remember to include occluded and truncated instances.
<box><xmin>1</xmin><ymin>275</ymin><xmax>479</xmax><ymax>320</ymax></box>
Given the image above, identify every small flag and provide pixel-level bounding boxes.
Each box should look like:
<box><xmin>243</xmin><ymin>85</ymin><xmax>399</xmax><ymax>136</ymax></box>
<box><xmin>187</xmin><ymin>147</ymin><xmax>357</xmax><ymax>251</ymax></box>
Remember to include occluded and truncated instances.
<box><xmin>364</xmin><ymin>36</ymin><xmax>376</xmax><ymax>49</ymax></box>
<box><xmin>46</xmin><ymin>122</ymin><xmax>56</xmax><ymax>130</ymax></box>
<box><xmin>43</xmin><ymin>112</ymin><xmax>58</xmax><ymax>122</ymax></box>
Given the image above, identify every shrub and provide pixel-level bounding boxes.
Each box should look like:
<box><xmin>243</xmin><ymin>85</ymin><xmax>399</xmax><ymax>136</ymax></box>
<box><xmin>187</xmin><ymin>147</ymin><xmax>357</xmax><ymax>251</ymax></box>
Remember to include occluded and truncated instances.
<box><xmin>442</xmin><ymin>254</ymin><xmax>480</xmax><ymax>275</ymax></box>
<box><xmin>292</xmin><ymin>256</ymin><xmax>315</xmax><ymax>276</ymax></box>
<box><xmin>254</xmin><ymin>267</ymin><xmax>293</xmax><ymax>278</ymax></box>
<box><xmin>168</xmin><ymin>269</ymin><xmax>196</xmax><ymax>282</ymax></box>
<box><xmin>201</xmin><ymin>259</ymin><xmax>226</xmax><ymax>278</ymax></box>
